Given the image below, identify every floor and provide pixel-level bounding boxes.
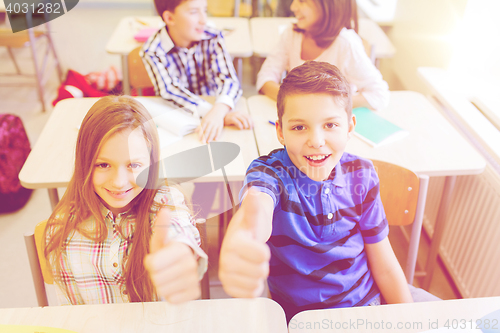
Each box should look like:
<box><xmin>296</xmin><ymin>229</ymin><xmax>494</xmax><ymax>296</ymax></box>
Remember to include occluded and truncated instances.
<box><xmin>0</xmin><ymin>5</ymin><xmax>459</xmax><ymax>309</ymax></box>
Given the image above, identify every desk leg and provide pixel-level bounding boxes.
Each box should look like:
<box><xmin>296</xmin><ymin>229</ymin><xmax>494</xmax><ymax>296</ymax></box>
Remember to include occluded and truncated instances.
<box><xmin>121</xmin><ymin>54</ymin><xmax>131</xmax><ymax>95</ymax></box>
<box><xmin>422</xmin><ymin>175</ymin><xmax>457</xmax><ymax>290</ymax></box>
<box><xmin>48</xmin><ymin>188</ymin><xmax>60</xmax><ymax>211</ymax></box>
<box><xmin>234</xmin><ymin>58</ymin><xmax>243</xmax><ymax>84</ymax></box>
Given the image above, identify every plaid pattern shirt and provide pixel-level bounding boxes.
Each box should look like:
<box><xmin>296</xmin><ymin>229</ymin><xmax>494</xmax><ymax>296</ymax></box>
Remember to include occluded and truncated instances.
<box><xmin>49</xmin><ymin>186</ymin><xmax>207</xmax><ymax>305</ymax></box>
<box><xmin>141</xmin><ymin>25</ymin><xmax>242</xmax><ymax>117</ymax></box>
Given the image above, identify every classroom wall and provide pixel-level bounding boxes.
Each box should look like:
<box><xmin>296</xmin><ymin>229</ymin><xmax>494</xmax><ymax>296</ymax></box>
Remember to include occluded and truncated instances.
<box><xmin>389</xmin><ymin>0</ymin><xmax>468</xmax><ymax>93</ymax></box>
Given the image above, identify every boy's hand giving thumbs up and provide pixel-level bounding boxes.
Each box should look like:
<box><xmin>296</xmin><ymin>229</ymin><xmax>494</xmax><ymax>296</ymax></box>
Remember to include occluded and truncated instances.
<box><xmin>219</xmin><ymin>189</ymin><xmax>274</xmax><ymax>298</ymax></box>
<box><xmin>145</xmin><ymin>208</ymin><xmax>201</xmax><ymax>303</ymax></box>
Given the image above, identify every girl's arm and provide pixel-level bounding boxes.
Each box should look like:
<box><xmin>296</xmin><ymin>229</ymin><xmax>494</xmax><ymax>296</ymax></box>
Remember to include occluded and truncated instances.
<box><xmin>259</xmin><ymin>81</ymin><xmax>280</xmax><ymax>101</ymax></box>
<box><xmin>365</xmin><ymin>237</ymin><xmax>413</xmax><ymax>303</ymax></box>
<box><xmin>256</xmin><ymin>26</ymin><xmax>292</xmax><ymax>98</ymax></box>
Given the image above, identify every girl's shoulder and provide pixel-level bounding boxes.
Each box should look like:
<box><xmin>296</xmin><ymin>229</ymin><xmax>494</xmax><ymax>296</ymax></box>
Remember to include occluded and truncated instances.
<box><xmin>336</xmin><ymin>28</ymin><xmax>363</xmax><ymax>46</ymax></box>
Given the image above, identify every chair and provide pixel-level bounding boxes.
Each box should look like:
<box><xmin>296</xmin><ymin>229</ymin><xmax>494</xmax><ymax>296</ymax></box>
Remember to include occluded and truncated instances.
<box><xmin>24</xmin><ymin>220</ymin><xmax>52</xmax><ymax>307</ymax></box>
<box><xmin>127</xmin><ymin>46</ymin><xmax>154</xmax><ymax>96</ymax></box>
<box><xmin>371</xmin><ymin>160</ymin><xmax>429</xmax><ymax>285</ymax></box>
<box><xmin>25</xmin><ymin>219</ymin><xmax>210</xmax><ymax>307</ymax></box>
<box><xmin>0</xmin><ymin>17</ymin><xmax>63</xmax><ymax>112</ymax></box>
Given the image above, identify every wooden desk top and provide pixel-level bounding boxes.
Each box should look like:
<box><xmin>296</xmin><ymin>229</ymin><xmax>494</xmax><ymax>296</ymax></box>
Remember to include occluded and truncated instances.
<box><xmin>19</xmin><ymin>97</ymin><xmax>258</xmax><ymax>189</ymax></box>
<box><xmin>418</xmin><ymin>67</ymin><xmax>500</xmax><ymax>163</ymax></box>
<box><xmin>247</xmin><ymin>91</ymin><xmax>486</xmax><ymax>177</ymax></box>
<box><xmin>289</xmin><ymin>296</ymin><xmax>500</xmax><ymax>333</ymax></box>
<box><xmin>105</xmin><ymin>16</ymin><xmax>253</xmax><ymax>58</ymax></box>
<box><xmin>249</xmin><ymin>17</ymin><xmax>395</xmax><ymax>59</ymax></box>
<box><xmin>0</xmin><ymin>298</ymin><xmax>288</xmax><ymax>333</ymax></box>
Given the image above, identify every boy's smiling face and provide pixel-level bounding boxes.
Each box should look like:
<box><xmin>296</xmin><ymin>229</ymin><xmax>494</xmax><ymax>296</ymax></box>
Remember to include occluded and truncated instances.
<box><xmin>163</xmin><ymin>0</ymin><xmax>208</xmax><ymax>48</ymax></box>
<box><xmin>276</xmin><ymin>93</ymin><xmax>355</xmax><ymax>182</ymax></box>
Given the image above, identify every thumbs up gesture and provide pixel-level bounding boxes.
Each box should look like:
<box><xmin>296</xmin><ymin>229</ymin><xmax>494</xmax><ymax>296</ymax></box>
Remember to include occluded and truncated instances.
<box><xmin>145</xmin><ymin>208</ymin><xmax>201</xmax><ymax>303</ymax></box>
<box><xmin>219</xmin><ymin>189</ymin><xmax>273</xmax><ymax>298</ymax></box>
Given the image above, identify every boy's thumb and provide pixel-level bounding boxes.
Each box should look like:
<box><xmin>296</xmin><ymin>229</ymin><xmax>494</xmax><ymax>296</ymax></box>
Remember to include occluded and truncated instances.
<box><xmin>150</xmin><ymin>208</ymin><xmax>172</xmax><ymax>254</ymax></box>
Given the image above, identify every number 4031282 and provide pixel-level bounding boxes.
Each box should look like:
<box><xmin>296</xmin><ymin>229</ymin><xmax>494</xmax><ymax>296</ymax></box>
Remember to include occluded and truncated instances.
<box><xmin>5</xmin><ymin>2</ymin><xmax>62</xmax><ymax>14</ymax></box>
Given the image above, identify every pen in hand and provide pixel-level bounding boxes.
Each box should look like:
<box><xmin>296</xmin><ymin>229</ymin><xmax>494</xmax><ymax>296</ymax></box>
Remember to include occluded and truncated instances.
<box><xmin>268</xmin><ymin>121</ymin><xmax>276</xmax><ymax>126</ymax></box>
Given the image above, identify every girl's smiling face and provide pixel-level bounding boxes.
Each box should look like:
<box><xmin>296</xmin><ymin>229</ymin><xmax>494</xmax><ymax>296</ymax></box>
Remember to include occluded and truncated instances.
<box><xmin>92</xmin><ymin>129</ymin><xmax>151</xmax><ymax>216</ymax></box>
<box><xmin>290</xmin><ymin>0</ymin><xmax>323</xmax><ymax>33</ymax></box>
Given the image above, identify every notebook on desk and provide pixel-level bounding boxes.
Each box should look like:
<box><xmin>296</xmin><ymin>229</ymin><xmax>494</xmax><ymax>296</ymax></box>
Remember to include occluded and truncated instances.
<box><xmin>352</xmin><ymin>107</ymin><xmax>408</xmax><ymax>147</ymax></box>
<box><xmin>134</xmin><ymin>97</ymin><xmax>201</xmax><ymax>149</ymax></box>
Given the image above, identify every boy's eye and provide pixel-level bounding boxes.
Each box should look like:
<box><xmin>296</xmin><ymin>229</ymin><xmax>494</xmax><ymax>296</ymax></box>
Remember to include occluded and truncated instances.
<box><xmin>325</xmin><ymin>123</ymin><xmax>337</xmax><ymax>129</ymax></box>
<box><xmin>292</xmin><ymin>125</ymin><xmax>305</xmax><ymax>131</ymax></box>
<box><xmin>130</xmin><ymin>163</ymin><xmax>142</xmax><ymax>169</ymax></box>
<box><xmin>95</xmin><ymin>163</ymin><xmax>109</xmax><ymax>169</ymax></box>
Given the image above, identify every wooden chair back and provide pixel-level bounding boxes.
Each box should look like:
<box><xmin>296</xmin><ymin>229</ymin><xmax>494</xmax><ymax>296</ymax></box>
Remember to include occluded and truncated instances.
<box><xmin>128</xmin><ymin>46</ymin><xmax>154</xmax><ymax>95</ymax></box>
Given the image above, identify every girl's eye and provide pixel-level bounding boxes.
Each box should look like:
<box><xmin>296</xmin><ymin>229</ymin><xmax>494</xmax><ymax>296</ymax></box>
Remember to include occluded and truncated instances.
<box><xmin>96</xmin><ymin>163</ymin><xmax>109</xmax><ymax>169</ymax></box>
<box><xmin>325</xmin><ymin>123</ymin><xmax>337</xmax><ymax>129</ymax></box>
<box><xmin>292</xmin><ymin>125</ymin><xmax>305</xmax><ymax>131</ymax></box>
<box><xmin>130</xmin><ymin>163</ymin><xmax>142</xmax><ymax>169</ymax></box>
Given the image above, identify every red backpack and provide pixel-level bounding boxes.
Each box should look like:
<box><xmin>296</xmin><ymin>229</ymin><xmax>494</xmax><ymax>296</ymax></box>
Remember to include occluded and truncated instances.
<box><xmin>0</xmin><ymin>114</ymin><xmax>33</xmax><ymax>213</ymax></box>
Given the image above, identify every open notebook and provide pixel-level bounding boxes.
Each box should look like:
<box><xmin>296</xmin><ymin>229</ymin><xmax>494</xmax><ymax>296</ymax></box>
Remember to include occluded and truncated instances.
<box><xmin>352</xmin><ymin>107</ymin><xmax>408</xmax><ymax>147</ymax></box>
<box><xmin>134</xmin><ymin>98</ymin><xmax>201</xmax><ymax>149</ymax></box>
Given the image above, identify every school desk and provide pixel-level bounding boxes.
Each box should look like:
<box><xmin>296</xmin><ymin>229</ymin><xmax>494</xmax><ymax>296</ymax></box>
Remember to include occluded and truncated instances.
<box><xmin>289</xmin><ymin>296</ymin><xmax>500</xmax><ymax>333</ymax></box>
<box><xmin>356</xmin><ymin>0</ymin><xmax>398</xmax><ymax>27</ymax></box>
<box><xmin>105</xmin><ymin>16</ymin><xmax>253</xmax><ymax>95</ymax></box>
<box><xmin>0</xmin><ymin>298</ymin><xmax>288</xmax><ymax>333</ymax></box>
<box><xmin>249</xmin><ymin>17</ymin><xmax>396</xmax><ymax>62</ymax></box>
<box><xmin>18</xmin><ymin>96</ymin><xmax>258</xmax><ymax>210</ymax></box>
<box><xmin>247</xmin><ymin>91</ymin><xmax>486</xmax><ymax>287</ymax></box>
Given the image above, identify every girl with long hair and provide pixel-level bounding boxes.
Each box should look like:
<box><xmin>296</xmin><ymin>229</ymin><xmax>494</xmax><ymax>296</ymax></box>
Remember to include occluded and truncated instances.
<box><xmin>257</xmin><ymin>0</ymin><xmax>390</xmax><ymax>111</ymax></box>
<box><xmin>44</xmin><ymin>95</ymin><xmax>206</xmax><ymax>304</ymax></box>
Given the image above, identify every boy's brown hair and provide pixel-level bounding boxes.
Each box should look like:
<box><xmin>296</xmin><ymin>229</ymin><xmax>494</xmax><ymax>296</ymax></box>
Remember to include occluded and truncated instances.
<box><xmin>154</xmin><ymin>0</ymin><xmax>185</xmax><ymax>18</ymax></box>
<box><xmin>277</xmin><ymin>61</ymin><xmax>352</xmax><ymax>124</ymax></box>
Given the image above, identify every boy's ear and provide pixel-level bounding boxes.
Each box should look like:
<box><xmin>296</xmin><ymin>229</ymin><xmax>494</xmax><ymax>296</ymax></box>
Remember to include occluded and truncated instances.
<box><xmin>347</xmin><ymin>114</ymin><xmax>356</xmax><ymax>139</ymax></box>
<box><xmin>275</xmin><ymin>121</ymin><xmax>286</xmax><ymax>146</ymax></box>
<box><xmin>162</xmin><ymin>10</ymin><xmax>174</xmax><ymax>25</ymax></box>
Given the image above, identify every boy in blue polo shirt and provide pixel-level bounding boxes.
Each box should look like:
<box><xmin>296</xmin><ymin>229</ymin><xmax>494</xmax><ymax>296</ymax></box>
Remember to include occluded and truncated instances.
<box><xmin>219</xmin><ymin>61</ymin><xmax>437</xmax><ymax>321</ymax></box>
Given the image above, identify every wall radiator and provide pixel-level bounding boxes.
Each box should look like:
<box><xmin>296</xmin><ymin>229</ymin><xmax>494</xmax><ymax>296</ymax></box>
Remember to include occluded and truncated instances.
<box><xmin>423</xmin><ymin>164</ymin><xmax>500</xmax><ymax>298</ymax></box>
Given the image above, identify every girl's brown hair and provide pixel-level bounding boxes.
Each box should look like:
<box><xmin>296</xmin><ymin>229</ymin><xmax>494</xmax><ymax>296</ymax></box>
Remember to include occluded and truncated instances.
<box><xmin>44</xmin><ymin>95</ymin><xmax>161</xmax><ymax>303</ymax></box>
<box><xmin>294</xmin><ymin>0</ymin><xmax>358</xmax><ymax>48</ymax></box>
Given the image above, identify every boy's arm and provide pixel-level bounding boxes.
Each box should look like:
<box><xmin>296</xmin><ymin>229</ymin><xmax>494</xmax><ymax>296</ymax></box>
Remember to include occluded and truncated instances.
<box><xmin>365</xmin><ymin>237</ymin><xmax>413</xmax><ymax>303</ymax></box>
<box><xmin>219</xmin><ymin>189</ymin><xmax>274</xmax><ymax>298</ymax></box>
<box><xmin>141</xmin><ymin>45</ymin><xmax>213</xmax><ymax>116</ymax></box>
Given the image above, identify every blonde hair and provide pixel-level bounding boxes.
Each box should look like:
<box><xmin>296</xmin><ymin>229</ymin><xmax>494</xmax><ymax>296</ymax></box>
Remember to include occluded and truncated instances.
<box><xmin>294</xmin><ymin>0</ymin><xmax>358</xmax><ymax>48</ymax></box>
<box><xmin>44</xmin><ymin>95</ymin><xmax>162</xmax><ymax>302</ymax></box>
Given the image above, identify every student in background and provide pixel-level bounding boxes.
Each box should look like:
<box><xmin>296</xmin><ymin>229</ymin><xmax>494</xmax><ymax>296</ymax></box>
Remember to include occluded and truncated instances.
<box><xmin>142</xmin><ymin>0</ymin><xmax>253</xmax><ymax>143</ymax></box>
<box><xmin>220</xmin><ymin>62</ymin><xmax>438</xmax><ymax>322</ymax></box>
<box><xmin>257</xmin><ymin>0</ymin><xmax>390</xmax><ymax>111</ymax></box>
<box><xmin>44</xmin><ymin>96</ymin><xmax>207</xmax><ymax>305</ymax></box>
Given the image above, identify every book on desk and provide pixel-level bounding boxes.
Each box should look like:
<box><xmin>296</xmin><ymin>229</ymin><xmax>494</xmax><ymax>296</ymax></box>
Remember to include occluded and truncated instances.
<box><xmin>352</xmin><ymin>107</ymin><xmax>408</xmax><ymax>147</ymax></box>
<box><xmin>135</xmin><ymin>97</ymin><xmax>200</xmax><ymax>149</ymax></box>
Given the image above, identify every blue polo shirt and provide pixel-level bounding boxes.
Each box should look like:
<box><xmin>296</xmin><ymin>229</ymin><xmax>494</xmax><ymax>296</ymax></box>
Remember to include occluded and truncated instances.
<box><xmin>241</xmin><ymin>149</ymin><xmax>388</xmax><ymax>319</ymax></box>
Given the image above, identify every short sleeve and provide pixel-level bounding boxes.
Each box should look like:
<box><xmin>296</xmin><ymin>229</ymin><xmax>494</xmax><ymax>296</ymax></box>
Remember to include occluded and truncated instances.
<box><xmin>239</xmin><ymin>157</ymin><xmax>283</xmax><ymax>208</ymax></box>
<box><xmin>357</xmin><ymin>165</ymin><xmax>389</xmax><ymax>244</ymax></box>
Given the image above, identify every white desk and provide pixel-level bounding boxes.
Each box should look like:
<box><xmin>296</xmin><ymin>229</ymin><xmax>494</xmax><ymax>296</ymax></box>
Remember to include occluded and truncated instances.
<box><xmin>289</xmin><ymin>296</ymin><xmax>500</xmax><ymax>333</ymax></box>
<box><xmin>18</xmin><ymin>97</ymin><xmax>258</xmax><ymax>210</ymax></box>
<box><xmin>0</xmin><ymin>298</ymin><xmax>288</xmax><ymax>333</ymax></box>
<box><xmin>106</xmin><ymin>16</ymin><xmax>253</xmax><ymax>95</ymax></box>
<box><xmin>356</xmin><ymin>0</ymin><xmax>398</xmax><ymax>27</ymax></box>
<box><xmin>418</xmin><ymin>67</ymin><xmax>500</xmax><ymax>164</ymax></box>
<box><xmin>249</xmin><ymin>17</ymin><xmax>395</xmax><ymax>61</ymax></box>
<box><xmin>247</xmin><ymin>91</ymin><xmax>486</xmax><ymax>286</ymax></box>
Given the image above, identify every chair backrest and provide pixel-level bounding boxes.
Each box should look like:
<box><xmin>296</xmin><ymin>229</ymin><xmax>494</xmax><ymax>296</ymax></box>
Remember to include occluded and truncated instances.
<box><xmin>128</xmin><ymin>46</ymin><xmax>154</xmax><ymax>94</ymax></box>
<box><xmin>361</xmin><ymin>37</ymin><xmax>376</xmax><ymax>65</ymax></box>
<box><xmin>370</xmin><ymin>159</ymin><xmax>429</xmax><ymax>284</ymax></box>
<box><xmin>371</xmin><ymin>160</ymin><xmax>420</xmax><ymax>226</ymax></box>
<box><xmin>24</xmin><ymin>220</ymin><xmax>52</xmax><ymax>307</ymax></box>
